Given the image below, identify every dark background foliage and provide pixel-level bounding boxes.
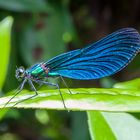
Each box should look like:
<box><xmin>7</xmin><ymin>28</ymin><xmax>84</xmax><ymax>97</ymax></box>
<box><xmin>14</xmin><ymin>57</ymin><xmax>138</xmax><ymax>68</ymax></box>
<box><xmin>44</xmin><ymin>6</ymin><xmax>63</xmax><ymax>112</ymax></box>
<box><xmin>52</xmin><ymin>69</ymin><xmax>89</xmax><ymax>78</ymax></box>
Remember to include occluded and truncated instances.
<box><xmin>0</xmin><ymin>0</ymin><xmax>140</xmax><ymax>140</ymax></box>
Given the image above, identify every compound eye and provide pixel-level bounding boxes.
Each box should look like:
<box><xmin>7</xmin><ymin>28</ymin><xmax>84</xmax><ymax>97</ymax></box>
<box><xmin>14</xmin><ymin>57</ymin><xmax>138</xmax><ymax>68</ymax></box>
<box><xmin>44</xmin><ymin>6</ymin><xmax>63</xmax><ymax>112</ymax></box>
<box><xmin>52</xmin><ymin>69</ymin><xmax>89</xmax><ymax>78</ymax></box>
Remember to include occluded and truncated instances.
<box><xmin>19</xmin><ymin>68</ymin><xmax>24</xmax><ymax>73</ymax></box>
<box><xmin>19</xmin><ymin>66</ymin><xmax>25</xmax><ymax>71</ymax></box>
<box><xmin>18</xmin><ymin>66</ymin><xmax>25</xmax><ymax>74</ymax></box>
<box><xmin>16</xmin><ymin>66</ymin><xmax>25</xmax><ymax>79</ymax></box>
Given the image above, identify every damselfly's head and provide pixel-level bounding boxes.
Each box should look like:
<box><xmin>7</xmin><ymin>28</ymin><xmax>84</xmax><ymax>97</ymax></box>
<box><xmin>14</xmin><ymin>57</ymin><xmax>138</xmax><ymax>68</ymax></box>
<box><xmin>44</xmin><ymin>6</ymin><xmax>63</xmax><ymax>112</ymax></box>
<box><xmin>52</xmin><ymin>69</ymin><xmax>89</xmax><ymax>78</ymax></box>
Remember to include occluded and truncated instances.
<box><xmin>15</xmin><ymin>66</ymin><xmax>26</xmax><ymax>81</ymax></box>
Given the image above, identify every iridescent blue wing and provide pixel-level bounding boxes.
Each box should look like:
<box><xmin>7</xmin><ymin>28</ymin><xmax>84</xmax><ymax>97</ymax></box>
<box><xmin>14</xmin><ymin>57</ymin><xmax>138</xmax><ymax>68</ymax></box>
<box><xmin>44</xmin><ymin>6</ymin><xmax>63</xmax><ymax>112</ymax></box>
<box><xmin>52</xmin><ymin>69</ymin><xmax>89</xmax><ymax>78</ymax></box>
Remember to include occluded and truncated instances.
<box><xmin>45</xmin><ymin>28</ymin><xmax>140</xmax><ymax>80</ymax></box>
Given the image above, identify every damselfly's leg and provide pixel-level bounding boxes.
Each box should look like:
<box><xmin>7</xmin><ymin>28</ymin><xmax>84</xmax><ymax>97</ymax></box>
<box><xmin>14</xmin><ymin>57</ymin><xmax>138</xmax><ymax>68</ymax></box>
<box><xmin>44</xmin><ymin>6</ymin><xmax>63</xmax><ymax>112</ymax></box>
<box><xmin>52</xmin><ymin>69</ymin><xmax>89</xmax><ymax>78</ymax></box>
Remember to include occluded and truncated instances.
<box><xmin>12</xmin><ymin>79</ymin><xmax>38</xmax><ymax>107</ymax></box>
<box><xmin>59</xmin><ymin>76</ymin><xmax>72</xmax><ymax>94</ymax></box>
<box><xmin>36</xmin><ymin>77</ymin><xmax>72</xmax><ymax>94</ymax></box>
<box><xmin>3</xmin><ymin>78</ymin><xmax>27</xmax><ymax>108</ymax></box>
<box><xmin>33</xmin><ymin>79</ymin><xmax>67</xmax><ymax>109</ymax></box>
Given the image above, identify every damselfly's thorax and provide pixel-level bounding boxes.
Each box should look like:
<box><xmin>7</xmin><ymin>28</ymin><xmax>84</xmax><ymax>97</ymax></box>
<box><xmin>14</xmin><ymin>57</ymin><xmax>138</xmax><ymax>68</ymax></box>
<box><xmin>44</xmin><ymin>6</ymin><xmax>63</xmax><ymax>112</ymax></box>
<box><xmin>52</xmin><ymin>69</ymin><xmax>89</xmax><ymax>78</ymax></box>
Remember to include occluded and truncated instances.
<box><xmin>26</xmin><ymin>63</ymin><xmax>50</xmax><ymax>79</ymax></box>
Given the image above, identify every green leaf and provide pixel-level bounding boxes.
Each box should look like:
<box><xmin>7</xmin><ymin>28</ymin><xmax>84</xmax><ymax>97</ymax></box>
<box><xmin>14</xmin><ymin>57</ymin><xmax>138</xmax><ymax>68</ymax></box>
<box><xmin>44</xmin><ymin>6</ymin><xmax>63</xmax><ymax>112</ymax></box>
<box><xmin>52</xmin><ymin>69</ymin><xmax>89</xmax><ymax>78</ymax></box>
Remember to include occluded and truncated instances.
<box><xmin>102</xmin><ymin>112</ymin><xmax>140</xmax><ymax>140</ymax></box>
<box><xmin>0</xmin><ymin>0</ymin><xmax>47</xmax><ymax>12</ymax></box>
<box><xmin>0</xmin><ymin>16</ymin><xmax>13</xmax><ymax>89</ymax></box>
<box><xmin>0</xmin><ymin>84</ymin><xmax>140</xmax><ymax>111</ymax></box>
<box><xmin>87</xmin><ymin>111</ymin><xmax>140</xmax><ymax>140</ymax></box>
<box><xmin>114</xmin><ymin>78</ymin><xmax>140</xmax><ymax>90</ymax></box>
<box><xmin>87</xmin><ymin>111</ymin><xmax>116</xmax><ymax>140</ymax></box>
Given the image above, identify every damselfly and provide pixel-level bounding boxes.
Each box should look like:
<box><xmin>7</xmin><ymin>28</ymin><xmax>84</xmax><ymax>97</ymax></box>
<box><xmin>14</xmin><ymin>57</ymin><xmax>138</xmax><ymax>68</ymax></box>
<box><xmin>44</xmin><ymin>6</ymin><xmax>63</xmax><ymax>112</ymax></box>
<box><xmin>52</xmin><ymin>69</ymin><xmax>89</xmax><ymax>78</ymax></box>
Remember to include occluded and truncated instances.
<box><xmin>6</xmin><ymin>28</ymin><xmax>140</xmax><ymax>108</ymax></box>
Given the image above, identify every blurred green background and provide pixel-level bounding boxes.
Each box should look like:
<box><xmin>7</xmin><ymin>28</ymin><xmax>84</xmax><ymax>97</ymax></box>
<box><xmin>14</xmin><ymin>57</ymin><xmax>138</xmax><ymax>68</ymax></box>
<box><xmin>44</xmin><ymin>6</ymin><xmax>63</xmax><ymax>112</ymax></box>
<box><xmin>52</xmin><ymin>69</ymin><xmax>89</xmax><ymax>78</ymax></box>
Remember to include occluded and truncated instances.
<box><xmin>0</xmin><ymin>0</ymin><xmax>140</xmax><ymax>140</ymax></box>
